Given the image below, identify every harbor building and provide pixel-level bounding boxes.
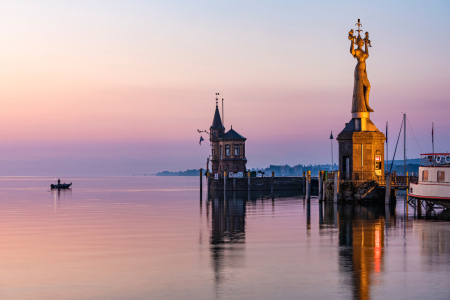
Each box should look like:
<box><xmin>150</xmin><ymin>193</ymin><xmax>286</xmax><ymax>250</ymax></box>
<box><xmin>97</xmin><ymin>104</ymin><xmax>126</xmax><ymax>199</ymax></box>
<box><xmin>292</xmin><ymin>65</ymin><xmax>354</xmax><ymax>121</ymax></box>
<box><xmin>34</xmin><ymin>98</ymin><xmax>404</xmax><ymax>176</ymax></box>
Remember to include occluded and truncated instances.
<box><xmin>209</xmin><ymin>98</ymin><xmax>247</xmax><ymax>177</ymax></box>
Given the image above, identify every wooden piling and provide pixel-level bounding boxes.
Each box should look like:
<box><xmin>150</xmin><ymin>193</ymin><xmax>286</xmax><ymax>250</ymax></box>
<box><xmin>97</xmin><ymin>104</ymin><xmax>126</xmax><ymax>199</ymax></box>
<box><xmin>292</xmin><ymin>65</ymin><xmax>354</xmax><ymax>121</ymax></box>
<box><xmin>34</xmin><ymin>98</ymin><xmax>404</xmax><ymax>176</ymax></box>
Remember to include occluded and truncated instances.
<box><xmin>385</xmin><ymin>172</ymin><xmax>391</xmax><ymax>205</ymax></box>
<box><xmin>319</xmin><ymin>200</ymin><xmax>323</xmax><ymax>226</ymax></box>
<box><xmin>318</xmin><ymin>171</ymin><xmax>323</xmax><ymax>201</ymax></box>
<box><xmin>271</xmin><ymin>172</ymin><xmax>274</xmax><ymax>195</ymax></box>
<box><xmin>303</xmin><ymin>171</ymin><xmax>306</xmax><ymax>195</ymax></box>
<box><xmin>306</xmin><ymin>170</ymin><xmax>311</xmax><ymax>200</ymax></box>
<box><xmin>247</xmin><ymin>171</ymin><xmax>251</xmax><ymax>191</ymax></box>
<box><xmin>333</xmin><ymin>170</ymin><xmax>339</xmax><ymax>203</ymax></box>
<box><xmin>199</xmin><ymin>168</ymin><xmax>203</xmax><ymax>201</ymax></box>
<box><xmin>406</xmin><ymin>171</ymin><xmax>409</xmax><ymax>202</ymax></box>
<box><xmin>224</xmin><ymin>171</ymin><xmax>227</xmax><ymax>195</ymax></box>
<box><xmin>207</xmin><ymin>171</ymin><xmax>210</xmax><ymax>199</ymax></box>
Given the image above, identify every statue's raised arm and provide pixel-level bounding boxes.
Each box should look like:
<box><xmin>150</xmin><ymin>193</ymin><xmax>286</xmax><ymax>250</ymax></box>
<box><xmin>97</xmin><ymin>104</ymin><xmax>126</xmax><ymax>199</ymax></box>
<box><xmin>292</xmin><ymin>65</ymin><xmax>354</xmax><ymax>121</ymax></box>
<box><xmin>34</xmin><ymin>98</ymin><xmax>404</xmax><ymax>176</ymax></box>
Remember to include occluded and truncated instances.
<box><xmin>349</xmin><ymin>29</ymin><xmax>356</xmax><ymax>57</ymax></box>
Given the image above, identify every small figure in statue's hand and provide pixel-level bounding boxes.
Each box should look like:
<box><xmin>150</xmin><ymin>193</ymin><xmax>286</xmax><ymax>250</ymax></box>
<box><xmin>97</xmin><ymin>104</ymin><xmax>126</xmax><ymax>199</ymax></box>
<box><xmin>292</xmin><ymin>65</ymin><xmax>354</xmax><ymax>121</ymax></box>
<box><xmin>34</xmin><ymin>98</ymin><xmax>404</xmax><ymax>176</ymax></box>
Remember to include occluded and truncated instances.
<box><xmin>364</xmin><ymin>32</ymin><xmax>372</xmax><ymax>47</ymax></box>
<box><xmin>348</xmin><ymin>29</ymin><xmax>355</xmax><ymax>41</ymax></box>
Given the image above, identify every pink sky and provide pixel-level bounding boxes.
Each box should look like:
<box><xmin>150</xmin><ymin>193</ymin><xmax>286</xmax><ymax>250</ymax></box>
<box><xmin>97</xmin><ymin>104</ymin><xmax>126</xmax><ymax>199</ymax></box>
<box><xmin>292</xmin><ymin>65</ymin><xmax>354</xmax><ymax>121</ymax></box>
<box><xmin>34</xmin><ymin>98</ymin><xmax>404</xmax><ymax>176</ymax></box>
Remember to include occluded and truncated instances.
<box><xmin>0</xmin><ymin>1</ymin><xmax>449</xmax><ymax>175</ymax></box>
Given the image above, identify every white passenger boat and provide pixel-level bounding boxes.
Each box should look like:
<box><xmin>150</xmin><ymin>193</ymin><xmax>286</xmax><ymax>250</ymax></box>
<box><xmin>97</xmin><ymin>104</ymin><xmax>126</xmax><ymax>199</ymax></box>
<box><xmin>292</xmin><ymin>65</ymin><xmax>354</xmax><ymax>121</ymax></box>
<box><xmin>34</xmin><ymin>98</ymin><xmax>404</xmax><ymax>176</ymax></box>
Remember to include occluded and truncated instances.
<box><xmin>409</xmin><ymin>153</ymin><xmax>450</xmax><ymax>201</ymax></box>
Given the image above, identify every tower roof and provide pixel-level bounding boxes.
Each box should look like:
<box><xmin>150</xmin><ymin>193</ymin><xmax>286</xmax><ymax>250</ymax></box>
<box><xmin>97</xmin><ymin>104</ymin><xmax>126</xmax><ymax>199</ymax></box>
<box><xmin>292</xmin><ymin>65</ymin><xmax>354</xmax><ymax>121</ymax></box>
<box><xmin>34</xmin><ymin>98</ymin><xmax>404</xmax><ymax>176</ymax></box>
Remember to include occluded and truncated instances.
<box><xmin>222</xmin><ymin>127</ymin><xmax>246</xmax><ymax>140</ymax></box>
<box><xmin>211</xmin><ymin>105</ymin><xmax>225</xmax><ymax>130</ymax></box>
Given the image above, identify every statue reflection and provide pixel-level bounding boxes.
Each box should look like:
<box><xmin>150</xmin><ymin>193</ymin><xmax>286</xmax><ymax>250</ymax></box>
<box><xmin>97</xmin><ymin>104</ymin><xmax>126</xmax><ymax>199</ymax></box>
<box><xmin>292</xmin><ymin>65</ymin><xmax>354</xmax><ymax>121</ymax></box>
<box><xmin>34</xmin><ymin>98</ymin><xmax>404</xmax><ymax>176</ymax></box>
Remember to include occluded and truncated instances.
<box><xmin>209</xmin><ymin>191</ymin><xmax>246</xmax><ymax>292</ymax></box>
<box><xmin>337</xmin><ymin>204</ymin><xmax>385</xmax><ymax>300</ymax></box>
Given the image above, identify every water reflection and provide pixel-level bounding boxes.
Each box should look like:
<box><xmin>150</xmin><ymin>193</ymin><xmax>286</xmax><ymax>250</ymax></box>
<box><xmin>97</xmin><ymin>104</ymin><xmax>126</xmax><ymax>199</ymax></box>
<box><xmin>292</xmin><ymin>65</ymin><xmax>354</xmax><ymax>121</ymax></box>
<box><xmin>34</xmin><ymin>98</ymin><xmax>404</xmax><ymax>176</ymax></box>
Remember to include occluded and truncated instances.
<box><xmin>208</xmin><ymin>191</ymin><xmax>246</xmax><ymax>293</ymax></box>
<box><xmin>50</xmin><ymin>188</ymin><xmax>72</xmax><ymax>212</ymax></box>
<box><xmin>337</xmin><ymin>204</ymin><xmax>385</xmax><ymax>300</ymax></box>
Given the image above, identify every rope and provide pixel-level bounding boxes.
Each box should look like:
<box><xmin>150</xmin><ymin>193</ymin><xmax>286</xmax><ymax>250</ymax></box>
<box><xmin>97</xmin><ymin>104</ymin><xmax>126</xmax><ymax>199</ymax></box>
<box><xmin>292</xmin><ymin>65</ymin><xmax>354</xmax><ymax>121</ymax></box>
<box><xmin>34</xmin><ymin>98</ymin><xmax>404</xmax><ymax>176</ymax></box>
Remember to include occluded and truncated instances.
<box><xmin>406</xmin><ymin>116</ymin><xmax>423</xmax><ymax>156</ymax></box>
<box><xmin>390</xmin><ymin>118</ymin><xmax>404</xmax><ymax>173</ymax></box>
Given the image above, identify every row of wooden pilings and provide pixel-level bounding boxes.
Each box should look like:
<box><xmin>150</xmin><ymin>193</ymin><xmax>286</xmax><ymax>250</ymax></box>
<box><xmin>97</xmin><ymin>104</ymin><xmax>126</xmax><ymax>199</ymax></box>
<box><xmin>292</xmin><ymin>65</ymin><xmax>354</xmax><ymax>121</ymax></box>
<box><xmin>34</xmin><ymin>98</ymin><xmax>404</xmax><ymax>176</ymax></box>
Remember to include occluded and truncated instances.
<box><xmin>200</xmin><ymin>168</ymin><xmax>342</xmax><ymax>203</ymax></box>
<box><xmin>201</xmin><ymin>168</ymin><xmax>405</xmax><ymax>205</ymax></box>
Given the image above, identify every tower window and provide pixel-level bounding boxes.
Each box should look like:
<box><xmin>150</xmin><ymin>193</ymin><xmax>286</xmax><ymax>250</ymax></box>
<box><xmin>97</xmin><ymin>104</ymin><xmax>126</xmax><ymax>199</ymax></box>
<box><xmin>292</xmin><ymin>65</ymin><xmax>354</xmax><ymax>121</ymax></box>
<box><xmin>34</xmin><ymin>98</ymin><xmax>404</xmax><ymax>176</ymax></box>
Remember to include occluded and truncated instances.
<box><xmin>235</xmin><ymin>145</ymin><xmax>240</xmax><ymax>155</ymax></box>
<box><xmin>225</xmin><ymin>145</ymin><xmax>230</xmax><ymax>156</ymax></box>
<box><xmin>214</xmin><ymin>132</ymin><xmax>217</xmax><ymax>139</ymax></box>
<box><xmin>212</xmin><ymin>149</ymin><xmax>215</xmax><ymax>156</ymax></box>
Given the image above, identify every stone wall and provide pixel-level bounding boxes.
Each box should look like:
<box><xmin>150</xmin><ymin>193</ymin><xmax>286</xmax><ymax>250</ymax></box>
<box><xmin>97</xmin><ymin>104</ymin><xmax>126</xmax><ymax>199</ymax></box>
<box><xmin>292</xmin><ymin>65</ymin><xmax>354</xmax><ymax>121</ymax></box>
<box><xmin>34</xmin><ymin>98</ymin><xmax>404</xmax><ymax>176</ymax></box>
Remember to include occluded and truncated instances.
<box><xmin>209</xmin><ymin>177</ymin><xmax>319</xmax><ymax>192</ymax></box>
<box><xmin>324</xmin><ymin>179</ymin><xmax>386</xmax><ymax>202</ymax></box>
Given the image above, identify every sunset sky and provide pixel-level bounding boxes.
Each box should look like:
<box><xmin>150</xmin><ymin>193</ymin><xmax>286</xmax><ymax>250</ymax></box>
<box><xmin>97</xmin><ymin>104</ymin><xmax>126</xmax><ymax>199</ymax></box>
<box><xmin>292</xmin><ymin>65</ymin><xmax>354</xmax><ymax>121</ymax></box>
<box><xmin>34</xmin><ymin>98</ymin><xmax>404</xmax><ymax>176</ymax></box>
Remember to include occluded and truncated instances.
<box><xmin>0</xmin><ymin>0</ymin><xmax>449</xmax><ymax>175</ymax></box>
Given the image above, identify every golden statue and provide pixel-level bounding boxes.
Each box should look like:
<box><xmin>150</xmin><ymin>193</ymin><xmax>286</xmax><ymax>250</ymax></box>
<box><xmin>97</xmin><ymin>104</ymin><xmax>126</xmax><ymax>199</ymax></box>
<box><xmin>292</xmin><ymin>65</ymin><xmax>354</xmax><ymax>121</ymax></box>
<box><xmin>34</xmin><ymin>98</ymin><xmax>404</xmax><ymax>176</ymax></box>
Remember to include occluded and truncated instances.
<box><xmin>349</xmin><ymin>19</ymin><xmax>373</xmax><ymax>113</ymax></box>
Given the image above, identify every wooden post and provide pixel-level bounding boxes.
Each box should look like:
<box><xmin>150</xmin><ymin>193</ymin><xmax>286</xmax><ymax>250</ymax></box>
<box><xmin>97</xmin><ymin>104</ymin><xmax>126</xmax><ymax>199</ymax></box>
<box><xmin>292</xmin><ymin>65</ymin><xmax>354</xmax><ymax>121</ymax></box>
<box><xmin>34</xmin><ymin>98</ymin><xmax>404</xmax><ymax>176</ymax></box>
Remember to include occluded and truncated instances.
<box><xmin>319</xmin><ymin>199</ymin><xmax>323</xmax><ymax>226</ymax></box>
<box><xmin>417</xmin><ymin>199</ymin><xmax>422</xmax><ymax>217</ymax></box>
<box><xmin>224</xmin><ymin>171</ymin><xmax>227</xmax><ymax>194</ymax></box>
<box><xmin>207</xmin><ymin>171</ymin><xmax>210</xmax><ymax>200</ymax></box>
<box><xmin>247</xmin><ymin>171</ymin><xmax>251</xmax><ymax>191</ymax></box>
<box><xmin>318</xmin><ymin>171</ymin><xmax>323</xmax><ymax>201</ymax></box>
<box><xmin>271</xmin><ymin>172</ymin><xmax>274</xmax><ymax>195</ymax></box>
<box><xmin>385</xmin><ymin>172</ymin><xmax>391</xmax><ymax>205</ymax></box>
<box><xmin>333</xmin><ymin>202</ymin><xmax>338</xmax><ymax>227</ymax></box>
<box><xmin>406</xmin><ymin>171</ymin><xmax>409</xmax><ymax>202</ymax></box>
<box><xmin>306</xmin><ymin>197</ymin><xmax>311</xmax><ymax>231</ymax></box>
<box><xmin>306</xmin><ymin>170</ymin><xmax>311</xmax><ymax>200</ymax></box>
<box><xmin>303</xmin><ymin>171</ymin><xmax>306</xmax><ymax>195</ymax></box>
<box><xmin>200</xmin><ymin>168</ymin><xmax>203</xmax><ymax>201</ymax></box>
<box><xmin>333</xmin><ymin>170</ymin><xmax>339</xmax><ymax>203</ymax></box>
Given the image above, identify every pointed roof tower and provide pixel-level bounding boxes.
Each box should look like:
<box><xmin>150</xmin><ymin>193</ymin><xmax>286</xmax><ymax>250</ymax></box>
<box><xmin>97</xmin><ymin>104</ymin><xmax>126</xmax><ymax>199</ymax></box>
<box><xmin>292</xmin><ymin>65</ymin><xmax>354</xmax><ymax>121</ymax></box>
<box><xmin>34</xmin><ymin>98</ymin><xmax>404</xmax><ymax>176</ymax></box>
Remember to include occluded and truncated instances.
<box><xmin>211</xmin><ymin>93</ymin><xmax>225</xmax><ymax>130</ymax></box>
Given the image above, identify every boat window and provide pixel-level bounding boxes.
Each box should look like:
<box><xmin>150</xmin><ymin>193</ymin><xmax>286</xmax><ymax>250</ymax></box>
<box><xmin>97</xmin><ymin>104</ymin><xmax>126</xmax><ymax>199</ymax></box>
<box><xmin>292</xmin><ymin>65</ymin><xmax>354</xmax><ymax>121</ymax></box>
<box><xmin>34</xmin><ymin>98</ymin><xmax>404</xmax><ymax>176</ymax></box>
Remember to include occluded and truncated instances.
<box><xmin>422</xmin><ymin>170</ymin><xmax>428</xmax><ymax>181</ymax></box>
<box><xmin>437</xmin><ymin>171</ymin><xmax>445</xmax><ymax>182</ymax></box>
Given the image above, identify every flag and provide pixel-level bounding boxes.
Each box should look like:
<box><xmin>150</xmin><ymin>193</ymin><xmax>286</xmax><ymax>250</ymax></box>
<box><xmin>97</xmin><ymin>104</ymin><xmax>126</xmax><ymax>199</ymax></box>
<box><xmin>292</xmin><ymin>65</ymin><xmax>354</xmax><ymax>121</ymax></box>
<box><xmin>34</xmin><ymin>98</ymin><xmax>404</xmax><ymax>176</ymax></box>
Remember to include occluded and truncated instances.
<box><xmin>329</xmin><ymin>131</ymin><xmax>333</xmax><ymax>139</ymax></box>
<box><xmin>199</xmin><ymin>136</ymin><xmax>204</xmax><ymax>145</ymax></box>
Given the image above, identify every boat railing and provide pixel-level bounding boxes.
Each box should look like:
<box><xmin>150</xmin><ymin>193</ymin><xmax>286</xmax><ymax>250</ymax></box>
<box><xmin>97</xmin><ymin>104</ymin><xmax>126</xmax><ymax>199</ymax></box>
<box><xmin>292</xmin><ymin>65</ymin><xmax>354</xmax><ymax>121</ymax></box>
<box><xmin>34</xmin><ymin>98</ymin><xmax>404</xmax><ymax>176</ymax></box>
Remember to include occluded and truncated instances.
<box><xmin>420</xmin><ymin>153</ymin><xmax>450</xmax><ymax>166</ymax></box>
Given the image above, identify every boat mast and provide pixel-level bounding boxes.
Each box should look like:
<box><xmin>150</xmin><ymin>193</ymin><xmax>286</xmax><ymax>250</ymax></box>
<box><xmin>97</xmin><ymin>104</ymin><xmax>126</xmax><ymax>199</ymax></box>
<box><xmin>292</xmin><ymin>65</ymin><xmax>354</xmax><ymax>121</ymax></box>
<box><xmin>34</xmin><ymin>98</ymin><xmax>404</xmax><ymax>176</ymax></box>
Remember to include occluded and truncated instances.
<box><xmin>403</xmin><ymin>113</ymin><xmax>406</xmax><ymax>176</ymax></box>
<box><xmin>386</xmin><ymin>121</ymin><xmax>388</xmax><ymax>173</ymax></box>
<box><xmin>432</xmin><ymin>122</ymin><xmax>434</xmax><ymax>155</ymax></box>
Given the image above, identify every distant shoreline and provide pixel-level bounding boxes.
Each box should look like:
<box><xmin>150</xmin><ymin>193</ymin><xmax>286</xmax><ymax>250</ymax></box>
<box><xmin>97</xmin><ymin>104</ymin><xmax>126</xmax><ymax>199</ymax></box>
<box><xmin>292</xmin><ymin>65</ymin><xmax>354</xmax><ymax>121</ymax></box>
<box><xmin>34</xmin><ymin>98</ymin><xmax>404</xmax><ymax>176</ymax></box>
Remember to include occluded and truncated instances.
<box><xmin>150</xmin><ymin>158</ymin><xmax>422</xmax><ymax>177</ymax></box>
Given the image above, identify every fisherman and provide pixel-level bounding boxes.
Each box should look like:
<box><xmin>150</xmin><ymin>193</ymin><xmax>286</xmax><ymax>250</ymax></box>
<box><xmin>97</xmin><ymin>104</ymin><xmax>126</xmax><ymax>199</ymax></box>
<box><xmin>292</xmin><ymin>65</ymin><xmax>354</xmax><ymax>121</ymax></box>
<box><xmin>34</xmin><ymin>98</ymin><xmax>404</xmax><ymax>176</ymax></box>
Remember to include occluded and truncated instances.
<box><xmin>57</xmin><ymin>179</ymin><xmax>60</xmax><ymax>185</ymax></box>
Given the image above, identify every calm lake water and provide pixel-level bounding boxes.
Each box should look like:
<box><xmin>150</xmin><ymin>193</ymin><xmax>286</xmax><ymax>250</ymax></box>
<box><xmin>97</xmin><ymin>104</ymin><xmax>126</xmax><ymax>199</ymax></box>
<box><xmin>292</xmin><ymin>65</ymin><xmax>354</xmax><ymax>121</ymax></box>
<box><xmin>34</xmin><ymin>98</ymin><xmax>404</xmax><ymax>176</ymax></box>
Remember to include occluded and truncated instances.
<box><xmin>0</xmin><ymin>176</ymin><xmax>448</xmax><ymax>300</ymax></box>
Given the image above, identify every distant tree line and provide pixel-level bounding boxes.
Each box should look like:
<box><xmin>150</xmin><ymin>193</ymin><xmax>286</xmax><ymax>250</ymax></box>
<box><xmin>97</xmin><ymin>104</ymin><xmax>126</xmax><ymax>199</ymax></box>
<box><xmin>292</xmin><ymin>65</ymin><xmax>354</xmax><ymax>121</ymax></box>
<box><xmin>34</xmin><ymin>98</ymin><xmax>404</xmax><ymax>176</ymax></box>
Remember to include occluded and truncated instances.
<box><xmin>155</xmin><ymin>160</ymin><xmax>420</xmax><ymax>177</ymax></box>
<box><xmin>156</xmin><ymin>169</ymin><xmax>200</xmax><ymax>176</ymax></box>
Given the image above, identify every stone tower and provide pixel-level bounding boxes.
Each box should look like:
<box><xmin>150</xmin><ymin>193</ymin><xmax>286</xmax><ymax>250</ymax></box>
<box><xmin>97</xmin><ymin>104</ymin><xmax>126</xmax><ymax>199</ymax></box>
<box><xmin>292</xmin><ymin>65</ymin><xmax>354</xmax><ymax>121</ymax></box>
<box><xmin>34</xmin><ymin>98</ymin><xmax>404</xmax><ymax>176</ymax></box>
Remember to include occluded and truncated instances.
<box><xmin>336</xmin><ymin>118</ymin><xmax>385</xmax><ymax>180</ymax></box>
<box><xmin>209</xmin><ymin>103</ymin><xmax>225</xmax><ymax>175</ymax></box>
<box><xmin>208</xmin><ymin>97</ymin><xmax>247</xmax><ymax>177</ymax></box>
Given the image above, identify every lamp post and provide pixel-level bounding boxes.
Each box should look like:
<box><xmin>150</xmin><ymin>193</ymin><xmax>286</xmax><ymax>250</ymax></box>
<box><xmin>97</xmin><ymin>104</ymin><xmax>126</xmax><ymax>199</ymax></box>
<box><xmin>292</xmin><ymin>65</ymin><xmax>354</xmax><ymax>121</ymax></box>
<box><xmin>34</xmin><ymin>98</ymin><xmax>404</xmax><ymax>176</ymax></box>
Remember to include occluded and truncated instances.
<box><xmin>330</xmin><ymin>131</ymin><xmax>334</xmax><ymax>171</ymax></box>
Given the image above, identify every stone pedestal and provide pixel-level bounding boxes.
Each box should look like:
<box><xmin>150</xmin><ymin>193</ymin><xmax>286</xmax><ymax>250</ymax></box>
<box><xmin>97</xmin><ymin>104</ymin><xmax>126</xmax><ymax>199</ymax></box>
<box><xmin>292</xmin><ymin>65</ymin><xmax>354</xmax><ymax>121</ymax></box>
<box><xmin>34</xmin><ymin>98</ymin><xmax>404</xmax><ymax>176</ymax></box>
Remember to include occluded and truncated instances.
<box><xmin>337</xmin><ymin>117</ymin><xmax>385</xmax><ymax>181</ymax></box>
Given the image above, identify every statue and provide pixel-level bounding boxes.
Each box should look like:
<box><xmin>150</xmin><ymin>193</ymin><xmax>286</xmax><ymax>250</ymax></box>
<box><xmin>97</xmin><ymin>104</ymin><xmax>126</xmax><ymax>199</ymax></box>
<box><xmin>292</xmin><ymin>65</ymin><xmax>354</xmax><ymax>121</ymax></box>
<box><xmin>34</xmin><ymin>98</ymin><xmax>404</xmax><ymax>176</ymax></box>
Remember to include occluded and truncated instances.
<box><xmin>349</xmin><ymin>19</ymin><xmax>373</xmax><ymax>113</ymax></box>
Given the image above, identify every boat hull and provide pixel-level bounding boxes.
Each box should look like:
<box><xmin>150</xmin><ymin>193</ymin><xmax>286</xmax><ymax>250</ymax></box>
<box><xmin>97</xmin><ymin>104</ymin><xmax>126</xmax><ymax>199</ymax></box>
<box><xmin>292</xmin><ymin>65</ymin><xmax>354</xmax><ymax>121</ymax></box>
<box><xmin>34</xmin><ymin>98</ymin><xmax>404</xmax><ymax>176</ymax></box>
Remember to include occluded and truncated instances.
<box><xmin>50</xmin><ymin>183</ymin><xmax>72</xmax><ymax>189</ymax></box>
<box><xmin>409</xmin><ymin>182</ymin><xmax>450</xmax><ymax>201</ymax></box>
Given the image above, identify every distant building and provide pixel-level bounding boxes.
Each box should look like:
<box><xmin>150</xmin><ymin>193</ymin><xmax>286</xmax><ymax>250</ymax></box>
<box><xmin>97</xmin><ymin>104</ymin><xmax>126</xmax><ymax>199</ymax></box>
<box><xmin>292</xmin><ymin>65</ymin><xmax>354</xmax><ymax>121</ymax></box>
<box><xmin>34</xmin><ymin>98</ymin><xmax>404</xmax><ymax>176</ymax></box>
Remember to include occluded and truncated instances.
<box><xmin>209</xmin><ymin>99</ymin><xmax>247</xmax><ymax>176</ymax></box>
